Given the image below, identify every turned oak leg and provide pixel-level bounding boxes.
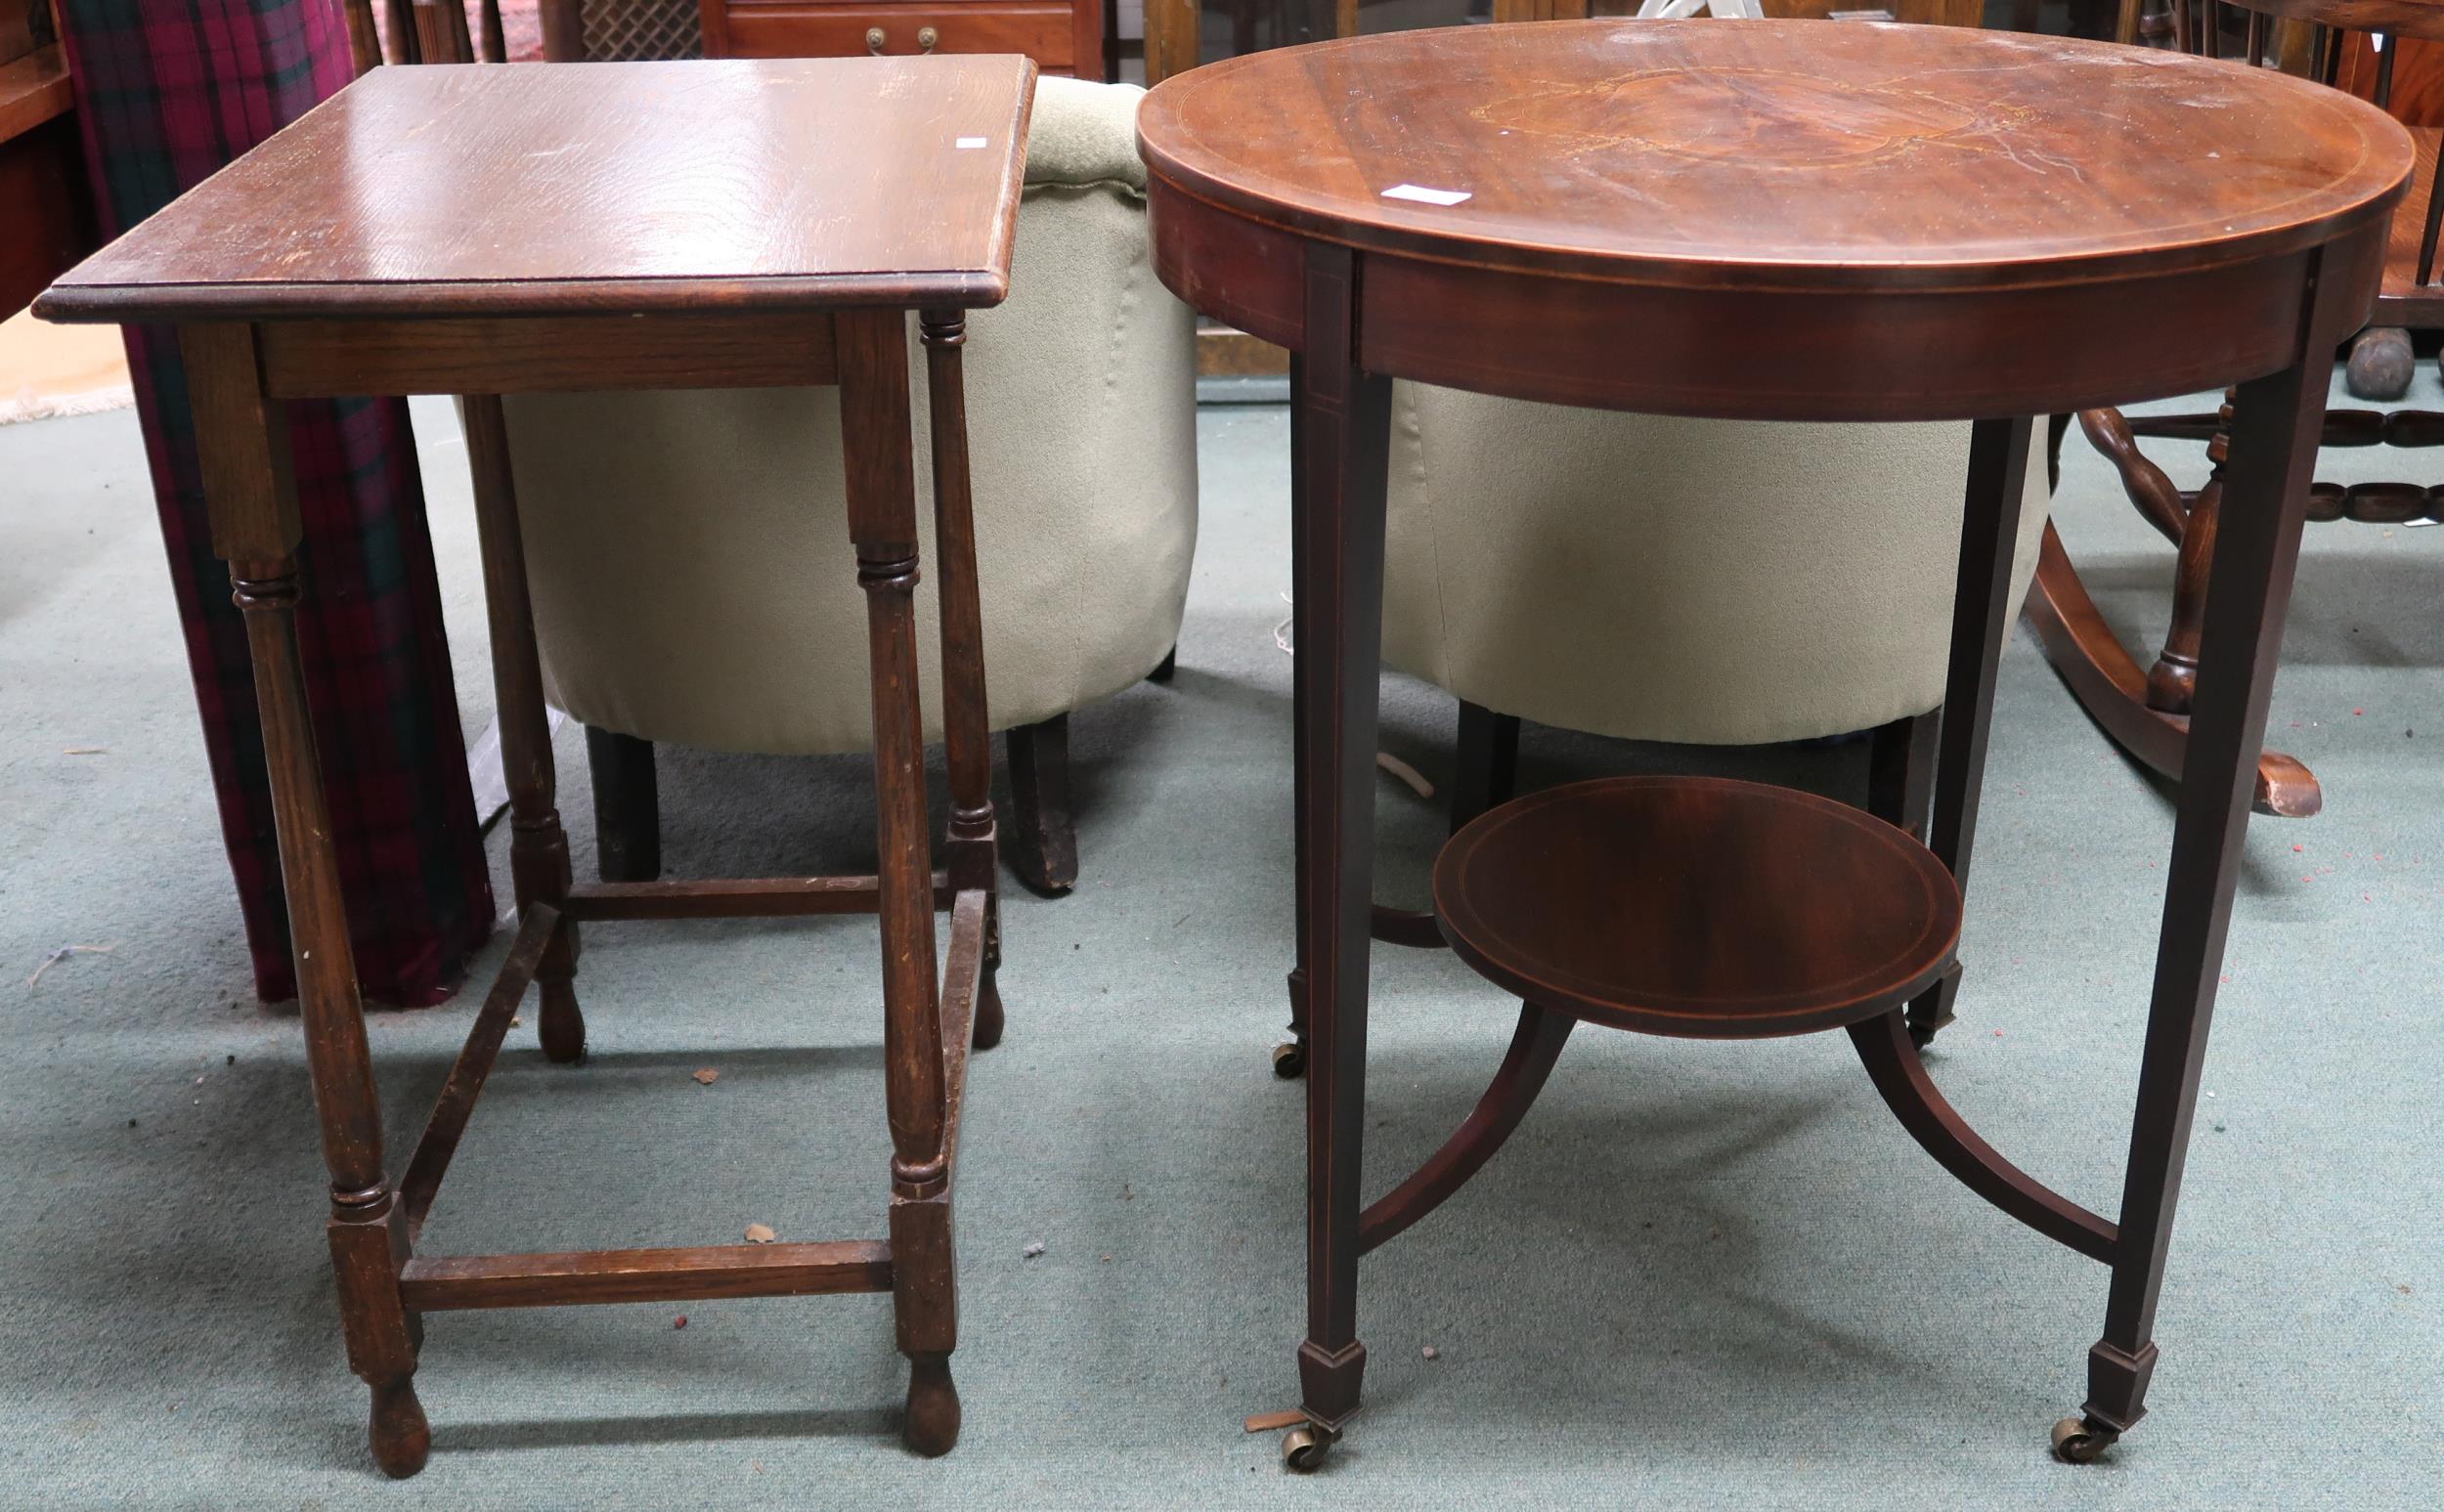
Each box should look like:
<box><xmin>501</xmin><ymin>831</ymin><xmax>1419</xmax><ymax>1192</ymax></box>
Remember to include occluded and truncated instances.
<box><xmin>1003</xmin><ymin>714</ymin><xmax>1077</xmax><ymax>900</ymax></box>
<box><xmin>923</xmin><ymin>310</ymin><xmax>1003</xmax><ymax>1051</ymax></box>
<box><xmin>184</xmin><ymin>324</ymin><xmax>426</xmax><ymax>1477</ymax></box>
<box><xmin>2081</xmin><ymin>307</ymin><xmax>2336</xmax><ymax>1448</ymax></box>
<box><xmin>1291</xmin><ymin>247</ymin><xmax>1395</xmax><ymax>1437</ymax></box>
<box><xmin>463</xmin><ymin>397</ymin><xmax>583</xmax><ymax>1062</ymax></box>
<box><xmin>585</xmin><ymin>727</ymin><xmax>661</xmax><ymax>885</ymax></box>
<box><xmin>1906</xmin><ymin>417</ymin><xmax>2035</xmax><ymax>1049</ymax></box>
<box><xmin>840</xmin><ymin>309</ymin><xmax>960</xmax><ymax>1454</ymax></box>
<box><xmin>1448</xmin><ymin>700</ymin><xmax>1520</xmax><ymax>834</ymax></box>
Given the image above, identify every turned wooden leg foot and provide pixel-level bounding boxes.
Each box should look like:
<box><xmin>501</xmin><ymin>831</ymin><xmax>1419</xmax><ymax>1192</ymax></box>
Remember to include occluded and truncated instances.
<box><xmin>902</xmin><ymin>1353</ymin><xmax>961</xmax><ymax>1456</ymax></box>
<box><xmin>368</xmin><ymin>1376</ymin><xmax>431</xmax><ymax>1479</ymax></box>
<box><xmin>538</xmin><ymin>975</ymin><xmax>585</xmax><ymax>1063</ymax></box>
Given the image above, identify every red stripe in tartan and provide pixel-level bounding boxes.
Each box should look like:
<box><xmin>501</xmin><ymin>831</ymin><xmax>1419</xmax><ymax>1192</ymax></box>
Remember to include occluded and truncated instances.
<box><xmin>59</xmin><ymin>1</ymin><xmax>495</xmax><ymax>1005</ymax></box>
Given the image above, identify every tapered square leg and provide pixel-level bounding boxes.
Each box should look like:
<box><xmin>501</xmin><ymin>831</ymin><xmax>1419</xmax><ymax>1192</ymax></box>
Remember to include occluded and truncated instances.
<box><xmin>2073</xmin><ymin>310</ymin><xmax>2338</xmax><ymax>1458</ymax></box>
<box><xmin>1288</xmin><ymin>246</ymin><xmax>1395</xmax><ymax>1444</ymax></box>
<box><xmin>1908</xmin><ymin>417</ymin><xmax>2034</xmax><ymax>1047</ymax></box>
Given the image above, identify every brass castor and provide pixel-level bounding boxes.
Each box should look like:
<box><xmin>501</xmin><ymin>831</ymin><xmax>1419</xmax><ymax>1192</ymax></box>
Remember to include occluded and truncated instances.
<box><xmin>1282</xmin><ymin>1425</ymin><xmax>1334</xmax><ymax>1471</ymax></box>
<box><xmin>1273</xmin><ymin>1040</ymin><xmax>1307</xmax><ymax>1079</ymax></box>
<box><xmin>2050</xmin><ymin>1415</ymin><xmax>2117</xmax><ymax>1464</ymax></box>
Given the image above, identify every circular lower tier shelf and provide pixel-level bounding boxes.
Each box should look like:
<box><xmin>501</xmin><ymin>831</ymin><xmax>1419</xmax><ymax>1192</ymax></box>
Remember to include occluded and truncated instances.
<box><xmin>1432</xmin><ymin>776</ymin><xmax>1960</xmax><ymax>1039</ymax></box>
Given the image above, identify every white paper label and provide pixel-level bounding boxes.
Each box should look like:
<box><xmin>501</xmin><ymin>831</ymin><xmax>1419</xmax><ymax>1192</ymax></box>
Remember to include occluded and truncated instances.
<box><xmin>955</xmin><ymin>136</ymin><xmax>989</xmax><ymax>150</ymax></box>
<box><xmin>1380</xmin><ymin>184</ymin><xmax>1472</xmax><ymax>207</ymax></box>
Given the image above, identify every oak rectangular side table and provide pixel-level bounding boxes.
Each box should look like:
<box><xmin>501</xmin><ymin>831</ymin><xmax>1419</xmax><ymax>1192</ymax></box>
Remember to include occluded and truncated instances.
<box><xmin>35</xmin><ymin>54</ymin><xmax>1036</xmax><ymax>1475</ymax></box>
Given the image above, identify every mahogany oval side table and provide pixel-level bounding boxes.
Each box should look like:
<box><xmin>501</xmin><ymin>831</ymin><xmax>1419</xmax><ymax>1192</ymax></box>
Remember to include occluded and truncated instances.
<box><xmin>1138</xmin><ymin>19</ymin><xmax>2411</xmax><ymax>1470</ymax></box>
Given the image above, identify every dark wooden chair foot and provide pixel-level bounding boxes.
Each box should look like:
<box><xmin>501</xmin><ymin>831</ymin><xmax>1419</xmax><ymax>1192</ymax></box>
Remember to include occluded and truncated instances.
<box><xmin>902</xmin><ymin>1353</ymin><xmax>961</xmax><ymax>1456</ymax></box>
<box><xmin>1449</xmin><ymin>700</ymin><xmax>1520</xmax><ymax>833</ymax></box>
<box><xmin>584</xmin><ymin>727</ymin><xmax>662</xmax><ymax>884</ymax></box>
<box><xmin>368</xmin><ymin>1377</ymin><xmax>431</xmax><ymax>1479</ymax></box>
<box><xmin>973</xmin><ymin>970</ymin><xmax>1004</xmax><ymax>1050</ymax></box>
<box><xmin>1148</xmin><ymin>644</ymin><xmax>1178</xmax><ymax>683</ymax></box>
<box><xmin>1003</xmin><ymin>714</ymin><xmax>1078</xmax><ymax>896</ymax></box>
<box><xmin>538</xmin><ymin>978</ymin><xmax>585</xmax><ymax>1063</ymax></box>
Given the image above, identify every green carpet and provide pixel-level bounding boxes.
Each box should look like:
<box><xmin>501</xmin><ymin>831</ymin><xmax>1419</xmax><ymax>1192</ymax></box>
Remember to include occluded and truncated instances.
<box><xmin>0</xmin><ymin>381</ymin><xmax>2436</xmax><ymax>1508</ymax></box>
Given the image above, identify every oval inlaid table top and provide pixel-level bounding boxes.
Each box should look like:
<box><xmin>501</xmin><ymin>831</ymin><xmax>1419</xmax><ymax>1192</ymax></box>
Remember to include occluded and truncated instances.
<box><xmin>1137</xmin><ymin>19</ymin><xmax>2410</xmax><ymax>293</ymax></box>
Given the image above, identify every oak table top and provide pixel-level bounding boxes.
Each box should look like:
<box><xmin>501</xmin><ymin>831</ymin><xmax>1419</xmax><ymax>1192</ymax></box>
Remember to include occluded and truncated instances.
<box><xmin>36</xmin><ymin>56</ymin><xmax>1037</xmax><ymax>323</ymax></box>
<box><xmin>1137</xmin><ymin>20</ymin><xmax>2407</xmax><ymax>292</ymax></box>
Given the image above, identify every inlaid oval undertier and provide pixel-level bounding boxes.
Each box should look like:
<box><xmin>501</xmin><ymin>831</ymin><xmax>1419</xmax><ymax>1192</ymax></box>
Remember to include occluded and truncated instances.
<box><xmin>1433</xmin><ymin>776</ymin><xmax>1961</xmax><ymax>1037</ymax></box>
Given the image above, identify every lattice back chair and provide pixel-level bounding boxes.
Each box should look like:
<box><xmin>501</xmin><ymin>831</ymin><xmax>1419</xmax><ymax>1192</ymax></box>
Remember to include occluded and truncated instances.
<box><xmin>343</xmin><ymin>0</ymin><xmax>702</xmax><ymax>66</ymax></box>
<box><xmin>2028</xmin><ymin>0</ymin><xmax>2444</xmax><ymax>827</ymax></box>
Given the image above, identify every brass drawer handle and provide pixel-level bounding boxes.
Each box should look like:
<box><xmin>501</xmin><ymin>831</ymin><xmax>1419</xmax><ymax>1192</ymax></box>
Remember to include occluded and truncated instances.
<box><xmin>866</xmin><ymin>24</ymin><xmax>938</xmax><ymax>54</ymax></box>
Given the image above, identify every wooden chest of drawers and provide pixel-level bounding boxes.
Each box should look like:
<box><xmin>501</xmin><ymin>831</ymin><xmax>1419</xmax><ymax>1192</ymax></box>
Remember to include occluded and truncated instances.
<box><xmin>700</xmin><ymin>0</ymin><xmax>1104</xmax><ymax>78</ymax></box>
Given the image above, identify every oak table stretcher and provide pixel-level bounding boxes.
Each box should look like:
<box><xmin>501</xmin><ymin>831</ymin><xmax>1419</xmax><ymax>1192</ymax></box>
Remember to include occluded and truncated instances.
<box><xmin>1136</xmin><ymin>20</ymin><xmax>2410</xmax><ymax>1470</ymax></box>
<box><xmin>35</xmin><ymin>54</ymin><xmax>1037</xmax><ymax>1476</ymax></box>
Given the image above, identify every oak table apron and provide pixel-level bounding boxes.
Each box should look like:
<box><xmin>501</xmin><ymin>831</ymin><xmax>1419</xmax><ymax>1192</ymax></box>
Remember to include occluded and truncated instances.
<box><xmin>1136</xmin><ymin>19</ymin><xmax>2411</xmax><ymax>1466</ymax></box>
<box><xmin>34</xmin><ymin>55</ymin><xmax>1037</xmax><ymax>1476</ymax></box>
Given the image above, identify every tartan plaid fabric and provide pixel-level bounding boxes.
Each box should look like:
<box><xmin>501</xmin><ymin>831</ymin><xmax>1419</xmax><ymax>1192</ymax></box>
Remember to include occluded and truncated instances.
<box><xmin>57</xmin><ymin>0</ymin><xmax>496</xmax><ymax>1005</ymax></box>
